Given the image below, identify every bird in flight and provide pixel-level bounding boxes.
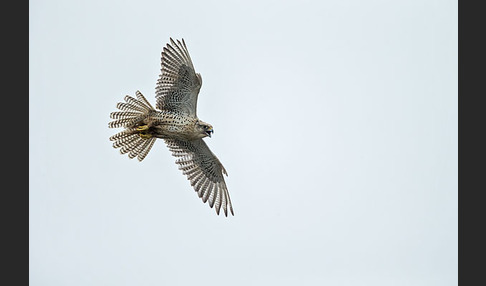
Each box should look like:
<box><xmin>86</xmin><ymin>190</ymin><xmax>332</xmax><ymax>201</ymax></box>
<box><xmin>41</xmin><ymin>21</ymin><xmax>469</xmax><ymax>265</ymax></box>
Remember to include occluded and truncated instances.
<box><xmin>108</xmin><ymin>38</ymin><xmax>234</xmax><ymax>216</ymax></box>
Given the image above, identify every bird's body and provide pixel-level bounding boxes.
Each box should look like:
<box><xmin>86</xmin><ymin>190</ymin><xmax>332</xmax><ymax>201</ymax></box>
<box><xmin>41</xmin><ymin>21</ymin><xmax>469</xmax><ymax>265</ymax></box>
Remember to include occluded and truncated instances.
<box><xmin>108</xmin><ymin>38</ymin><xmax>233</xmax><ymax>216</ymax></box>
<box><xmin>138</xmin><ymin>111</ymin><xmax>199</xmax><ymax>140</ymax></box>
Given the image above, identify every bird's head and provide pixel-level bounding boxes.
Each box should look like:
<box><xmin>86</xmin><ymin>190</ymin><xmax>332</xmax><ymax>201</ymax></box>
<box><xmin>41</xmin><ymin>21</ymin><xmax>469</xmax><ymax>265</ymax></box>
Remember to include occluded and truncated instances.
<box><xmin>196</xmin><ymin>120</ymin><xmax>214</xmax><ymax>138</ymax></box>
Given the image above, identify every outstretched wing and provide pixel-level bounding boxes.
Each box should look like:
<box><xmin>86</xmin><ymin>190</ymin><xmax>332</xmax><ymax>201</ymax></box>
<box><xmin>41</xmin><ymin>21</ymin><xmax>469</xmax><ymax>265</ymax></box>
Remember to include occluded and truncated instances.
<box><xmin>155</xmin><ymin>38</ymin><xmax>202</xmax><ymax>116</ymax></box>
<box><xmin>164</xmin><ymin>138</ymin><xmax>234</xmax><ymax>216</ymax></box>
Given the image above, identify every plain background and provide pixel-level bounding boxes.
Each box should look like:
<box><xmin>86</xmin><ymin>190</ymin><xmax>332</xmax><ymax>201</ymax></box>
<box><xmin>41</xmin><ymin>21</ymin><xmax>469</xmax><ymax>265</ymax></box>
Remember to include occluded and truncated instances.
<box><xmin>30</xmin><ymin>0</ymin><xmax>457</xmax><ymax>285</ymax></box>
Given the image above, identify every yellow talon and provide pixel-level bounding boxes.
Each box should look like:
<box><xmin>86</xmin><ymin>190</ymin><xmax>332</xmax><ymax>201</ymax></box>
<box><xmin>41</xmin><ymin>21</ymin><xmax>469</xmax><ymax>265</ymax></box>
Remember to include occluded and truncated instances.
<box><xmin>136</xmin><ymin>124</ymin><xmax>152</xmax><ymax>139</ymax></box>
<box><xmin>136</xmin><ymin>125</ymin><xmax>149</xmax><ymax>131</ymax></box>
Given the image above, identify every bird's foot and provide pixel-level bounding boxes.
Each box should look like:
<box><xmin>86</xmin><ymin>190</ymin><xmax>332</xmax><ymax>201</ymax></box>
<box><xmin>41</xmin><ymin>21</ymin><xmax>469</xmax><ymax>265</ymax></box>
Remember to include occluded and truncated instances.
<box><xmin>136</xmin><ymin>125</ymin><xmax>149</xmax><ymax>131</ymax></box>
<box><xmin>136</xmin><ymin>125</ymin><xmax>152</xmax><ymax>139</ymax></box>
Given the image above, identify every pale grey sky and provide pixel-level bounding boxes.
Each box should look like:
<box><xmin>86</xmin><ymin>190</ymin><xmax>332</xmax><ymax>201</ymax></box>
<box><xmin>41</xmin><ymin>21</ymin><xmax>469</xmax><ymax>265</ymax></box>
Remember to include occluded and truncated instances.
<box><xmin>30</xmin><ymin>0</ymin><xmax>457</xmax><ymax>285</ymax></box>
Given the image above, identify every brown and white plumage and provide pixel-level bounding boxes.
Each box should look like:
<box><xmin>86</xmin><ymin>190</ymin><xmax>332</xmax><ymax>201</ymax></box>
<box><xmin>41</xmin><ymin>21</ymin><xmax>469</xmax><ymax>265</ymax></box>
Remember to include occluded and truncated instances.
<box><xmin>165</xmin><ymin>139</ymin><xmax>233</xmax><ymax>216</ymax></box>
<box><xmin>156</xmin><ymin>38</ymin><xmax>202</xmax><ymax>117</ymax></box>
<box><xmin>108</xmin><ymin>38</ymin><xmax>233</xmax><ymax>216</ymax></box>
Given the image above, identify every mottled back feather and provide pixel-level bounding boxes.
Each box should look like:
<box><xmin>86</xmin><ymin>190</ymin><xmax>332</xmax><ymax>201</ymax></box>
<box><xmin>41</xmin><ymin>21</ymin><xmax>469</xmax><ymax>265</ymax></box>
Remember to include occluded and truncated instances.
<box><xmin>155</xmin><ymin>38</ymin><xmax>202</xmax><ymax>117</ymax></box>
<box><xmin>164</xmin><ymin>138</ymin><xmax>233</xmax><ymax>216</ymax></box>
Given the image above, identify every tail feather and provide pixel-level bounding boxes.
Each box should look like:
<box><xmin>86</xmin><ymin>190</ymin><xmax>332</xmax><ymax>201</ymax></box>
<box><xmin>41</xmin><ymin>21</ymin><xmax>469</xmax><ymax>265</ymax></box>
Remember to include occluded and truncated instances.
<box><xmin>129</xmin><ymin>136</ymin><xmax>154</xmax><ymax>159</ymax></box>
<box><xmin>115</xmin><ymin>102</ymin><xmax>144</xmax><ymax>112</ymax></box>
<box><xmin>109</xmin><ymin>128</ymin><xmax>137</xmax><ymax>142</ymax></box>
<box><xmin>123</xmin><ymin>96</ymin><xmax>150</xmax><ymax>112</ymax></box>
<box><xmin>110</xmin><ymin>111</ymin><xmax>141</xmax><ymax>119</ymax></box>
<box><xmin>120</xmin><ymin>135</ymin><xmax>143</xmax><ymax>154</ymax></box>
<box><xmin>137</xmin><ymin>138</ymin><xmax>156</xmax><ymax>161</ymax></box>
<box><xmin>109</xmin><ymin>118</ymin><xmax>137</xmax><ymax>128</ymax></box>
<box><xmin>136</xmin><ymin>90</ymin><xmax>154</xmax><ymax>108</ymax></box>
<box><xmin>111</xmin><ymin>131</ymin><xmax>138</xmax><ymax>148</ymax></box>
<box><xmin>109</xmin><ymin>91</ymin><xmax>157</xmax><ymax>161</ymax></box>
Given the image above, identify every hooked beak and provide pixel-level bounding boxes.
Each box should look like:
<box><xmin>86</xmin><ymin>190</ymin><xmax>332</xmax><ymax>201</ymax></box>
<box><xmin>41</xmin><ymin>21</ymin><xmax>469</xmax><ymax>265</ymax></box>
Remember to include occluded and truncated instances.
<box><xmin>206</xmin><ymin>128</ymin><xmax>213</xmax><ymax>138</ymax></box>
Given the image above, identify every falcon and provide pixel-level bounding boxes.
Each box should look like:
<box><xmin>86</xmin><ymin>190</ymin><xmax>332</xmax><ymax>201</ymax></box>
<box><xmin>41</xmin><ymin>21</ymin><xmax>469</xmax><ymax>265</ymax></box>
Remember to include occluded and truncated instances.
<box><xmin>108</xmin><ymin>38</ymin><xmax>234</xmax><ymax>216</ymax></box>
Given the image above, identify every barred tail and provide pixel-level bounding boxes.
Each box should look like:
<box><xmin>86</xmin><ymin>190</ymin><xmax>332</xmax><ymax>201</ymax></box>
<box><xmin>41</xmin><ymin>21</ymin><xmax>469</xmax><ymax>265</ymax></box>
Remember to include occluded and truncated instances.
<box><xmin>108</xmin><ymin>90</ymin><xmax>157</xmax><ymax>162</ymax></box>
